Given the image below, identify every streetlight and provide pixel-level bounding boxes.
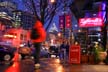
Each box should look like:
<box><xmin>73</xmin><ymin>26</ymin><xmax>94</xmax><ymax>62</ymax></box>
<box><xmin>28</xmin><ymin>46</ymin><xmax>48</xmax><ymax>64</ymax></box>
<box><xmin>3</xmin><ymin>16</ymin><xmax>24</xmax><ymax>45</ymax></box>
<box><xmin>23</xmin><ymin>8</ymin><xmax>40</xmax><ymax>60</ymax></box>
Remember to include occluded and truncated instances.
<box><xmin>50</xmin><ymin>0</ymin><xmax>55</xmax><ymax>3</ymax></box>
<box><xmin>57</xmin><ymin>32</ymin><xmax>62</xmax><ymax>37</ymax></box>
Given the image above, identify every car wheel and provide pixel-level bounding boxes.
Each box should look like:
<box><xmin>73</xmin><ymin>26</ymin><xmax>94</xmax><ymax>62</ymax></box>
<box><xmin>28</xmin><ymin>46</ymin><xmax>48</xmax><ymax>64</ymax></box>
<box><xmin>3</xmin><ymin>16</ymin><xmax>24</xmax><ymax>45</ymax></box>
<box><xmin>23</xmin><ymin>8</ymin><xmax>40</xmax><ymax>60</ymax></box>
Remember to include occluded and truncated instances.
<box><xmin>4</xmin><ymin>54</ymin><xmax>11</xmax><ymax>61</ymax></box>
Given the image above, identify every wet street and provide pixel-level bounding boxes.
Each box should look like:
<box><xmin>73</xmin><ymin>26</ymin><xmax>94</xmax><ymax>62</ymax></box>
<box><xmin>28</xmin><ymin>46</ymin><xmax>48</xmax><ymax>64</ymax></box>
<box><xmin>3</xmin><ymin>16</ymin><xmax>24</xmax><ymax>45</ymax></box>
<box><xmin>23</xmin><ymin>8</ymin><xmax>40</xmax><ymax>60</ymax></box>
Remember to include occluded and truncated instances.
<box><xmin>0</xmin><ymin>58</ymin><xmax>108</xmax><ymax>72</ymax></box>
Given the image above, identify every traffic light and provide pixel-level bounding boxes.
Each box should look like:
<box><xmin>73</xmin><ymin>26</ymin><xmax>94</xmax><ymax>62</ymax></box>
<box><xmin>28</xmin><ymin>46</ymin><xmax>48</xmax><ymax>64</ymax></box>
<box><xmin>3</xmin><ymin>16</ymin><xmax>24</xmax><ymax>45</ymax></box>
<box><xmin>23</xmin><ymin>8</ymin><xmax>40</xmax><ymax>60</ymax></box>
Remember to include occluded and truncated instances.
<box><xmin>65</xmin><ymin>14</ymin><xmax>71</xmax><ymax>28</ymax></box>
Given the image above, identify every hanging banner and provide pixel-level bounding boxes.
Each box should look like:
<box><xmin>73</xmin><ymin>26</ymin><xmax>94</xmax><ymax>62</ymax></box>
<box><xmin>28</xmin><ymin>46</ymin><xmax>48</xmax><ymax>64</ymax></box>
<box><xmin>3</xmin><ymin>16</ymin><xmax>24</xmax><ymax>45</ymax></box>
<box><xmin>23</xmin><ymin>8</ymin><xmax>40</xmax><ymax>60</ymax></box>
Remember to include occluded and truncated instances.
<box><xmin>65</xmin><ymin>14</ymin><xmax>71</xmax><ymax>28</ymax></box>
<box><xmin>59</xmin><ymin>15</ymin><xmax>65</xmax><ymax>29</ymax></box>
<box><xmin>69</xmin><ymin>45</ymin><xmax>81</xmax><ymax>64</ymax></box>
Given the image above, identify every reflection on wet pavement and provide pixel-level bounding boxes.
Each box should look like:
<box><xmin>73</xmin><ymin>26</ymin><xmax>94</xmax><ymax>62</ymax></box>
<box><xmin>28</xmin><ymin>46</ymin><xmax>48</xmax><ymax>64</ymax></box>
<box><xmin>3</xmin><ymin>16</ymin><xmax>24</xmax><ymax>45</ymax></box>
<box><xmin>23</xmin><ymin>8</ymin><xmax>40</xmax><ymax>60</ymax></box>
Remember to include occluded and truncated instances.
<box><xmin>5</xmin><ymin>61</ymin><xmax>20</xmax><ymax>72</ymax></box>
<box><xmin>0</xmin><ymin>58</ymin><xmax>108</xmax><ymax>72</ymax></box>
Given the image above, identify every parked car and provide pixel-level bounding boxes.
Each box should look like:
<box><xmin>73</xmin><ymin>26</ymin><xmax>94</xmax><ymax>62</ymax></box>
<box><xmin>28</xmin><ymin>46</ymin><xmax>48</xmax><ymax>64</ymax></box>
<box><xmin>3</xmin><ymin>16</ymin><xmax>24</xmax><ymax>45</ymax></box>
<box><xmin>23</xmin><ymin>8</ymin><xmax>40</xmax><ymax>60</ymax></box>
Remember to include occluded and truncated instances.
<box><xmin>0</xmin><ymin>45</ymin><xmax>16</xmax><ymax>63</ymax></box>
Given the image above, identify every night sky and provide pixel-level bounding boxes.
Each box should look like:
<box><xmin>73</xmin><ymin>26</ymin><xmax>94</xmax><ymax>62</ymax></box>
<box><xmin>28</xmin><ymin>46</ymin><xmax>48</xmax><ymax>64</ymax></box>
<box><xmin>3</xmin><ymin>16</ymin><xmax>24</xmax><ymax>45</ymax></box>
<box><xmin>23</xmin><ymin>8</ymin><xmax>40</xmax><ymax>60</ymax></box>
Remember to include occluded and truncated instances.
<box><xmin>14</xmin><ymin>0</ymin><xmax>25</xmax><ymax>10</ymax></box>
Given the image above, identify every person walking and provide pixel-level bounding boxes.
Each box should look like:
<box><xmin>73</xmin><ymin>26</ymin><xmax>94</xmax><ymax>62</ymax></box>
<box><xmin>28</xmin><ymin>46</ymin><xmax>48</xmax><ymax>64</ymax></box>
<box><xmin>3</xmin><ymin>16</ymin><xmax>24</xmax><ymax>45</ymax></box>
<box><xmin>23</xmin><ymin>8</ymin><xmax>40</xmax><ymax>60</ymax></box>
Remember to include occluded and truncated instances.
<box><xmin>30</xmin><ymin>20</ymin><xmax>46</xmax><ymax>69</ymax></box>
<box><xmin>60</xmin><ymin>41</ymin><xmax>69</xmax><ymax>62</ymax></box>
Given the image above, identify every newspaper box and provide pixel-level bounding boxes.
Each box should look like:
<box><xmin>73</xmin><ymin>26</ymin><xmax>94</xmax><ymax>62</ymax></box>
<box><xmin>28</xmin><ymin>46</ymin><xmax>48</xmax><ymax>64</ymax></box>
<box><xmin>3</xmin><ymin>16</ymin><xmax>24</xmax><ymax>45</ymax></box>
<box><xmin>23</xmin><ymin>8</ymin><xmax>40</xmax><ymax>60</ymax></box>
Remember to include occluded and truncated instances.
<box><xmin>69</xmin><ymin>45</ymin><xmax>81</xmax><ymax>64</ymax></box>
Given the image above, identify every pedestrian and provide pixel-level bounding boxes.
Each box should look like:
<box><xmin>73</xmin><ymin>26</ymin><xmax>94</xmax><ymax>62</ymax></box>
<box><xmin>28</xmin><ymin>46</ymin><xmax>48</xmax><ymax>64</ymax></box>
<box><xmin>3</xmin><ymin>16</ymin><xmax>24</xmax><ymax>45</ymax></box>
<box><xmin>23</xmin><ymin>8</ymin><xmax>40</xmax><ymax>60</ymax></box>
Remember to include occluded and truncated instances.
<box><xmin>30</xmin><ymin>20</ymin><xmax>46</xmax><ymax>69</ymax></box>
<box><xmin>60</xmin><ymin>41</ymin><xmax>69</xmax><ymax>61</ymax></box>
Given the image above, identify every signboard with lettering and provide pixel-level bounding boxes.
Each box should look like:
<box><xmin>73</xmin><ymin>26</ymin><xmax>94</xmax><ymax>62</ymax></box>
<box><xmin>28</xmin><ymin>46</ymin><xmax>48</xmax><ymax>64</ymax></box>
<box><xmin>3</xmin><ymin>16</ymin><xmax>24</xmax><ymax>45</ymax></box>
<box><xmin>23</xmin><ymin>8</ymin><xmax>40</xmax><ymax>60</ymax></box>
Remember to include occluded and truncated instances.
<box><xmin>69</xmin><ymin>45</ymin><xmax>81</xmax><ymax>64</ymax></box>
<box><xmin>79</xmin><ymin>18</ymin><xmax>103</xmax><ymax>27</ymax></box>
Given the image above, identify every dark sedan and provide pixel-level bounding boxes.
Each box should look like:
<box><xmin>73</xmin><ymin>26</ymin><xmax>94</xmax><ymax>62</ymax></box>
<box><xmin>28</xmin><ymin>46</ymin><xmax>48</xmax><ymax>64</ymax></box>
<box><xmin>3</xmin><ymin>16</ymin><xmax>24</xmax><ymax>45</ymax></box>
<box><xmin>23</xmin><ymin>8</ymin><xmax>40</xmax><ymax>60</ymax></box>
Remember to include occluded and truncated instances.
<box><xmin>0</xmin><ymin>45</ymin><xmax>16</xmax><ymax>63</ymax></box>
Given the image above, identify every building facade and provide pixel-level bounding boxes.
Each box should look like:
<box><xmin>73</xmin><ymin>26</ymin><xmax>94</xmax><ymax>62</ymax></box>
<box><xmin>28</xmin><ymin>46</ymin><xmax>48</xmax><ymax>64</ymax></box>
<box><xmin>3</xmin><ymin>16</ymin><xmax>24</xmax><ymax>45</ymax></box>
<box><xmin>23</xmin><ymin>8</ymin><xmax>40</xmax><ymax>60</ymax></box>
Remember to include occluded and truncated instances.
<box><xmin>0</xmin><ymin>1</ymin><xmax>17</xmax><ymax>28</ymax></box>
<box><xmin>12</xmin><ymin>10</ymin><xmax>35</xmax><ymax>30</ymax></box>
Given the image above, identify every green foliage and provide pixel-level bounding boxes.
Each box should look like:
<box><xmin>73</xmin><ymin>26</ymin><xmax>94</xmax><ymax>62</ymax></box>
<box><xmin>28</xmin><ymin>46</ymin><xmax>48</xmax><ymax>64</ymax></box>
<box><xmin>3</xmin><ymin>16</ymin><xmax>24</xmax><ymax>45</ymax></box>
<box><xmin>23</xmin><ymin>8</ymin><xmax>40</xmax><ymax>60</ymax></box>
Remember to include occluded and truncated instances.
<box><xmin>95</xmin><ymin>45</ymin><xmax>104</xmax><ymax>52</ymax></box>
<box><xmin>93</xmin><ymin>43</ymin><xmax>105</xmax><ymax>62</ymax></box>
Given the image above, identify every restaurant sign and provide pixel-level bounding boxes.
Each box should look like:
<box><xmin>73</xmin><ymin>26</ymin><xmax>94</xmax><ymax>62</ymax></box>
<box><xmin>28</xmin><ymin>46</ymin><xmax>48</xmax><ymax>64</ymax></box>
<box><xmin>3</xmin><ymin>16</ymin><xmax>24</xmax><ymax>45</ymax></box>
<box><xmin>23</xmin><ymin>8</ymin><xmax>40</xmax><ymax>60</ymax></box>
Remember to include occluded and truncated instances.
<box><xmin>79</xmin><ymin>18</ymin><xmax>103</xmax><ymax>27</ymax></box>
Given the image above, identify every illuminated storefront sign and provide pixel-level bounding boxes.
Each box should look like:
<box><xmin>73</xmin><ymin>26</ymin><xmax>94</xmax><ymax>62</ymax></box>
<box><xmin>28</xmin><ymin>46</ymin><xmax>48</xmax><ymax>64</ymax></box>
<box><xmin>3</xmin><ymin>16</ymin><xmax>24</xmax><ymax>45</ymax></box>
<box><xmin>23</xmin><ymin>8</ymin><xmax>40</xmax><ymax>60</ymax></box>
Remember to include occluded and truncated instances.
<box><xmin>79</xmin><ymin>18</ymin><xmax>103</xmax><ymax>27</ymax></box>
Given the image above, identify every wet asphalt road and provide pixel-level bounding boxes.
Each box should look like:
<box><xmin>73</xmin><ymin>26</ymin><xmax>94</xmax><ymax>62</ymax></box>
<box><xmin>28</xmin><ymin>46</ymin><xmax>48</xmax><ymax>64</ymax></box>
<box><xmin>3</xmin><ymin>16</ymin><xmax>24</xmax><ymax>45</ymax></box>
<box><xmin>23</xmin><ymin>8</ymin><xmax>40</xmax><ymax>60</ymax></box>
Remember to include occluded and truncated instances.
<box><xmin>0</xmin><ymin>58</ymin><xmax>108</xmax><ymax>72</ymax></box>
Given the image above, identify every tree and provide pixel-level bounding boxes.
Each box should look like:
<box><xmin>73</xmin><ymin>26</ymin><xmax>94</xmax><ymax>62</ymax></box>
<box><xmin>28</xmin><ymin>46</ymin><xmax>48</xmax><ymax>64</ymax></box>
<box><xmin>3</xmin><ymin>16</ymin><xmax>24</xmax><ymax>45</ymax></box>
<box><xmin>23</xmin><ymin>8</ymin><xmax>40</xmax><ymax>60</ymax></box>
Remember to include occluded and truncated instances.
<box><xmin>69</xmin><ymin>0</ymin><xmax>86</xmax><ymax>20</ymax></box>
<box><xmin>22</xmin><ymin>0</ymin><xmax>58</xmax><ymax>30</ymax></box>
<box><xmin>22</xmin><ymin>0</ymin><xmax>73</xmax><ymax>31</ymax></box>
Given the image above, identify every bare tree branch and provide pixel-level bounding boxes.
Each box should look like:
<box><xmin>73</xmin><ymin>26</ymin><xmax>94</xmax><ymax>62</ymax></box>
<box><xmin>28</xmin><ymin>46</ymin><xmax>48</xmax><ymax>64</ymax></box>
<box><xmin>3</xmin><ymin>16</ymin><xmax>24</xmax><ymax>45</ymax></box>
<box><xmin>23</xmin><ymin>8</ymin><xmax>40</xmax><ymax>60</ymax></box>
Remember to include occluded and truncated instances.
<box><xmin>22</xmin><ymin>0</ymin><xmax>73</xmax><ymax>30</ymax></box>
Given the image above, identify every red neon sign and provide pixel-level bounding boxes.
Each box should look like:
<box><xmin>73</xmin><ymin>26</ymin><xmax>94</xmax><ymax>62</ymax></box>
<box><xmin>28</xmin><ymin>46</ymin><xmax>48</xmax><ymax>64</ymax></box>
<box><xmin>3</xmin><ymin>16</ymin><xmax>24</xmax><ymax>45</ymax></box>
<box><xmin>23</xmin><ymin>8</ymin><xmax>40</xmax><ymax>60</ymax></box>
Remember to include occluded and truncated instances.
<box><xmin>79</xmin><ymin>18</ymin><xmax>103</xmax><ymax>27</ymax></box>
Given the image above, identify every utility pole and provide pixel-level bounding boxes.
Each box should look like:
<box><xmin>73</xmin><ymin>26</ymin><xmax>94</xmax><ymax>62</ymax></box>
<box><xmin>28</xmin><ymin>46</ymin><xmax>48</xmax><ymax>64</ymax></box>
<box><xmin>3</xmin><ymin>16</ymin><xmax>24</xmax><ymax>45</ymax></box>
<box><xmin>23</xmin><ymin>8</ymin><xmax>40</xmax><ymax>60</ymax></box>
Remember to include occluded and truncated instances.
<box><xmin>63</xmin><ymin>0</ymin><xmax>66</xmax><ymax>38</ymax></box>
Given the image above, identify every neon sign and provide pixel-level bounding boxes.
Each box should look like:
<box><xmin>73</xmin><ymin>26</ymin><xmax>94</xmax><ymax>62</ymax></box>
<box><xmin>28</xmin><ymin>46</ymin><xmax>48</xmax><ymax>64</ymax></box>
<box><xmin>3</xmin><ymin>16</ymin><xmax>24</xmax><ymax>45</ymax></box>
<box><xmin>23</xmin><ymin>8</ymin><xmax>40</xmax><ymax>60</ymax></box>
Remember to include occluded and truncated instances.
<box><xmin>79</xmin><ymin>18</ymin><xmax>103</xmax><ymax>27</ymax></box>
